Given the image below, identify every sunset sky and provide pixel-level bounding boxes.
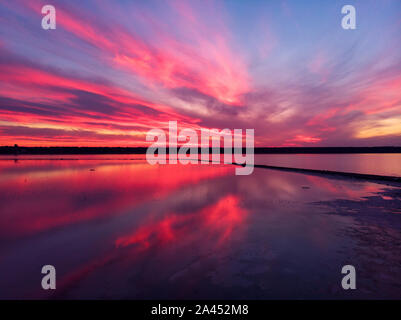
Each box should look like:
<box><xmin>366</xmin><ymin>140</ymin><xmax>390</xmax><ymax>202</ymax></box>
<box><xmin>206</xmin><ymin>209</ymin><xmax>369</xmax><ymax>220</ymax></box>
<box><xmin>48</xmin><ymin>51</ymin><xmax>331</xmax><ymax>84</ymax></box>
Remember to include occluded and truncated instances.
<box><xmin>0</xmin><ymin>0</ymin><xmax>400</xmax><ymax>147</ymax></box>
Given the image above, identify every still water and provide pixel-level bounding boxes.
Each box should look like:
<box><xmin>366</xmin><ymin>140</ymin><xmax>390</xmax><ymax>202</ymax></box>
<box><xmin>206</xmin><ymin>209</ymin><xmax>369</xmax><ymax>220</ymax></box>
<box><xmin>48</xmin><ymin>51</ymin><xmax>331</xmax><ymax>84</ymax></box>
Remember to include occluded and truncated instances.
<box><xmin>0</xmin><ymin>155</ymin><xmax>400</xmax><ymax>299</ymax></box>
<box><xmin>255</xmin><ymin>153</ymin><xmax>401</xmax><ymax>176</ymax></box>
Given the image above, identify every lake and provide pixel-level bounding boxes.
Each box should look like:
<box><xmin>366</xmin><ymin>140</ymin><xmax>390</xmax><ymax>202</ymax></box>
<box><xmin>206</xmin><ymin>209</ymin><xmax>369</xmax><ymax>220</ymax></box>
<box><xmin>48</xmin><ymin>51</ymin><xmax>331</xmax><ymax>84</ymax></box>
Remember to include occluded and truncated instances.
<box><xmin>0</xmin><ymin>154</ymin><xmax>400</xmax><ymax>299</ymax></box>
<box><xmin>255</xmin><ymin>153</ymin><xmax>401</xmax><ymax>177</ymax></box>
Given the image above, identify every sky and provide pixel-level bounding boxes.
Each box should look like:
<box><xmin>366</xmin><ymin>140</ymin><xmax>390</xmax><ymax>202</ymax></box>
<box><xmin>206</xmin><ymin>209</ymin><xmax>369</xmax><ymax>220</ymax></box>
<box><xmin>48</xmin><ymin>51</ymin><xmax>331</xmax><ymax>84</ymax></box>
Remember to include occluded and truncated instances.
<box><xmin>0</xmin><ymin>0</ymin><xmax>400</xmax><ymax>147</ymax></box>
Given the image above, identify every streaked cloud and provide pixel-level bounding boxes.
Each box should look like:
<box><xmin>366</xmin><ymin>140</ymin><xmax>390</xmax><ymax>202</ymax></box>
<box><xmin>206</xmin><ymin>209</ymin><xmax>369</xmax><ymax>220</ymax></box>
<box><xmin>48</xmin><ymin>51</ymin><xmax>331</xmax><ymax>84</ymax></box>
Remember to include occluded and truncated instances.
<box><xmin>0</xmin><ymin>0</ymin><xmax>400</xmax><ymax>146</ymax></box>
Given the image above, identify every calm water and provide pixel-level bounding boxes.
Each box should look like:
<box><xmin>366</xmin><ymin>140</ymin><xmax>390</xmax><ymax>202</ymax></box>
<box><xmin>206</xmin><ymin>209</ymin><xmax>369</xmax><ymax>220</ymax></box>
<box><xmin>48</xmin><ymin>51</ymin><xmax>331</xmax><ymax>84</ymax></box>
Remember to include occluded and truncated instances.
<box><xmin>0</xmin><ymin>155</ymin><xmax>400</xmax><ymax>299</ymax></box>
<box><xmin>255</xmin><ymin>154</ymin><xmax>401</xmax><ymax>177</ymax></box>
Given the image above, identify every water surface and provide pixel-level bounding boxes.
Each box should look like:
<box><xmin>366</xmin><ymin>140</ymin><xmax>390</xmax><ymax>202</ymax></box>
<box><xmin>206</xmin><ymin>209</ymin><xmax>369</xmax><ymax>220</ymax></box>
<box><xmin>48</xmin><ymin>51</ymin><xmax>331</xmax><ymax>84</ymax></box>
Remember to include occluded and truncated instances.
<box><xmin>0</xmin><ymin>155</ymin><xmax>400</xmax><ymax>299</ymax></box>
<box><xmin>255</xmin><ymin>153</ymin><xmax>401</xmax><ymax>176</ymax></box>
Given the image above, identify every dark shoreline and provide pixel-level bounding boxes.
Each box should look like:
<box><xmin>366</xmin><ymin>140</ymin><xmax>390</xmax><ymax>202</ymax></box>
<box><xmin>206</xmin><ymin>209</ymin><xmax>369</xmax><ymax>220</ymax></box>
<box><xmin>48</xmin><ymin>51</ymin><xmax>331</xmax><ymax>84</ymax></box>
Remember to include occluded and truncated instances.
<box><xmin>1</xmin><ymin>146</ymin><xmax>401</xmax><ymax>155</ymax></box>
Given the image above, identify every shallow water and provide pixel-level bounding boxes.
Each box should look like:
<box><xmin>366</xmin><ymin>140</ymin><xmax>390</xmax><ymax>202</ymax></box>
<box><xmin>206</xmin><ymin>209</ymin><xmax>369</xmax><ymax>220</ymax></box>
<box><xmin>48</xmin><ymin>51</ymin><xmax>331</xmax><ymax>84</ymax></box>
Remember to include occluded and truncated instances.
<box><xmin>255</xmin><ymin>153</ymin><xmax>401</xmax><ymax>177</ymax></box>
<box><xmin>0</xmin><ymin>156</ymin><xmax>400</xmax><ymax>299</ymax></box>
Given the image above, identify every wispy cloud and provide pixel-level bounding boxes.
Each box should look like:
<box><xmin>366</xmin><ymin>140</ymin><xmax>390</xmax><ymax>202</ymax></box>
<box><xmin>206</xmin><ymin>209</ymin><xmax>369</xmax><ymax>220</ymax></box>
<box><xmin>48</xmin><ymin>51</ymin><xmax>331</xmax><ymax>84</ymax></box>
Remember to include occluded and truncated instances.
<box><xmin>0</xmin><ymin>0</ymin><xmax>400</xmax><ymax>146</ymax></box>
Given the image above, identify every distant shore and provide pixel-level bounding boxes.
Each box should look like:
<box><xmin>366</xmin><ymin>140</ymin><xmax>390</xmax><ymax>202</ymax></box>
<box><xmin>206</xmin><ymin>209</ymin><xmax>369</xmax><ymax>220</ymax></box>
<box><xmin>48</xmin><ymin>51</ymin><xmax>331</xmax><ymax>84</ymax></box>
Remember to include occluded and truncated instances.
<box><xmin>1</xmin><ymin>146</ymin><xmax>401</xmax><ymax>155</ymax></box>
